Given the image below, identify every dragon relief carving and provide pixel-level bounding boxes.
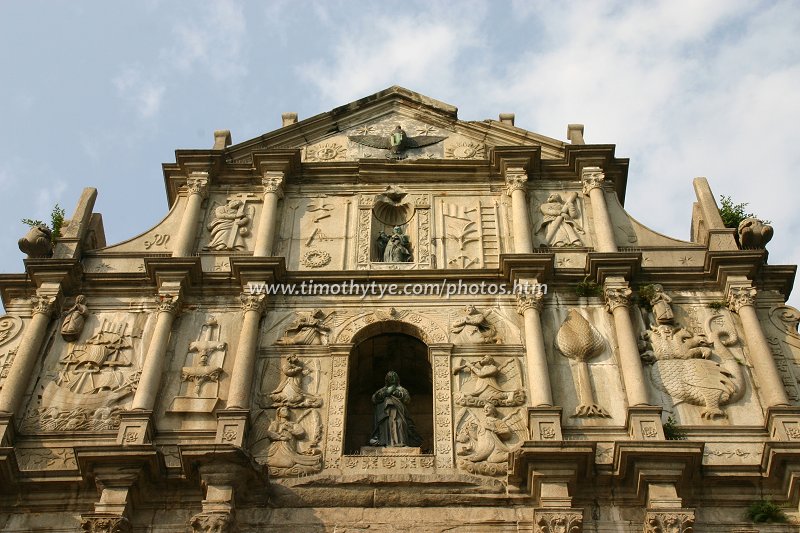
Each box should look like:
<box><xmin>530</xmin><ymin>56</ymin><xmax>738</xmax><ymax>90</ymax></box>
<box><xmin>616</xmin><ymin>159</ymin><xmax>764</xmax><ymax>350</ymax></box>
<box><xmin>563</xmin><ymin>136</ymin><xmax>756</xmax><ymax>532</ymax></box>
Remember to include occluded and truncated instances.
<box><xmin>639</xmin><ymin>290</ymin><xmax>745</xmax><ymax>420</ymax></box>
<box><xmin>452</xmin><ymin>356</ymin><xmax>525</xmax><ymax>407</ymax></box>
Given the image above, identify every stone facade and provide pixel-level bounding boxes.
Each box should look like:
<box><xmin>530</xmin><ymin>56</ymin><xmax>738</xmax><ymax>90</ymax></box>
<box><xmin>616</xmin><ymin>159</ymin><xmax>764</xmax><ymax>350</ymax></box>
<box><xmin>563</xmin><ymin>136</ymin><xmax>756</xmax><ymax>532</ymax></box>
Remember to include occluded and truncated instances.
<box><xmin>1</xmin><ymin>86</ymin><xmax>799</xmax><ymax>531</ymax></box>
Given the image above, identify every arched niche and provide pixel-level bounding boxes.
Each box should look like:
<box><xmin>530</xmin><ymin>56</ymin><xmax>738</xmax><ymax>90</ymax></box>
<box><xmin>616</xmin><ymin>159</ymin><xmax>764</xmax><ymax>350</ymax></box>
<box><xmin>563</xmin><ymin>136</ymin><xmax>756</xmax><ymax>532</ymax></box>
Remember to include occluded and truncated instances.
<box><xmin>344</xmin><ymin>322</ymin><xmax>433</xmax><ymax>454</ymax></box>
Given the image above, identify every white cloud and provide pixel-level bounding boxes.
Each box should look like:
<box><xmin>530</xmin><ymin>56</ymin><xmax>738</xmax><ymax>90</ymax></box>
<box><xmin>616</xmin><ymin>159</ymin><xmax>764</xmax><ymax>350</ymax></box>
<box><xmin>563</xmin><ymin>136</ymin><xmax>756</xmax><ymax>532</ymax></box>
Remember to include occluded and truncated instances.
<box><xmin>112</xmin><ymin>67</ymin><xmax>166</xmax><ymax>119</ymax></box>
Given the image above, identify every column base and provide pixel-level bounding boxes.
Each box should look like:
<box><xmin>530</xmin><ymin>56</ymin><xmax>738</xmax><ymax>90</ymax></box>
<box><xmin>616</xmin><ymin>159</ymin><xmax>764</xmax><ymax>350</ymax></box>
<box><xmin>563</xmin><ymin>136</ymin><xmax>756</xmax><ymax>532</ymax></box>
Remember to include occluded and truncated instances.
<box><xmin>765</xmin><ymin>406</ymin><xmax>800</xmax><ymax>441</ymax></box>
<box><xmin>116</xmin><ymin>410</ymin><xmax>154</xmax><ymax>445</ymax></box>
<box><xmin>627</xmin><ymin>406</ymin><xmax>664</xmax><ymax>440</ymax></box>
<box><xmin>215</xmin><ymin>409</ymin><xmax>250</xmax><ymax>447</ymax></box>
<box><xmin>533</xmin><ymin>508</ymin><xmax>583</xmax><ymax>533</ymax></box>
<box><xmin>528</xmin><ymin>407</ymin><xmax>563</xmax><ymax>441</ymax></box>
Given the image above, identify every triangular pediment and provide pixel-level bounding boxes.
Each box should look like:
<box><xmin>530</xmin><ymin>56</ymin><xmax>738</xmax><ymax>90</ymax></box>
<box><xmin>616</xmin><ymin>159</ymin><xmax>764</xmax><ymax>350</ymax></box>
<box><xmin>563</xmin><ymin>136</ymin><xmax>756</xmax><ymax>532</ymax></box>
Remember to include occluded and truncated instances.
<box><xmin>224</xmin><ymin>86</ymin><xmax>566</xmax><ymax>164</ymax></box>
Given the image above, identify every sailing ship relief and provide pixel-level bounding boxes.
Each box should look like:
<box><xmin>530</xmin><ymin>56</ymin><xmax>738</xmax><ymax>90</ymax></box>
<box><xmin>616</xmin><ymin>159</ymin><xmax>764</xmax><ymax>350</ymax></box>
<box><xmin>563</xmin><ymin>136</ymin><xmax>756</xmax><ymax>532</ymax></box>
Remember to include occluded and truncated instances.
<box><xmin>22</xmin><ymin>319</ymin><xmax>141</xmax><ymax>433</ymax></box>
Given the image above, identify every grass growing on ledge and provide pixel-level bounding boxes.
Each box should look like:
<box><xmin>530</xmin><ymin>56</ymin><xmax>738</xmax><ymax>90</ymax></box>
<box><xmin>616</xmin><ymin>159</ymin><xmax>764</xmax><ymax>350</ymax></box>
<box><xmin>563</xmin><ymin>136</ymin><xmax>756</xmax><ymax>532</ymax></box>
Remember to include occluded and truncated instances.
<box><xmin>745</xmin><ymin>500</ymin><xmax>787</xmax><ymax>523</ymax></box>
<box><xmin>662</xmin><ymin>416</ymin><xmax>687</xmax><ymax>440</ymax></box>
<box><xmin>575</xmin><ymin>275</ymin><xmax>602</xmax><ymax>297</ymax></box>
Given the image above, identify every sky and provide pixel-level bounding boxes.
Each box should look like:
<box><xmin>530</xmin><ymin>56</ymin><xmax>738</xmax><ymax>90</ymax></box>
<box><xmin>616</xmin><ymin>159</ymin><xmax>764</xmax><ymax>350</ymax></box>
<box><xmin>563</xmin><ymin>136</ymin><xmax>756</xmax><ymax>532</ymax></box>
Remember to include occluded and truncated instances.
<box><xmin>0</xmin><ymin>0</ymin><xmax>798</xmax><ymax>307</ymax></box>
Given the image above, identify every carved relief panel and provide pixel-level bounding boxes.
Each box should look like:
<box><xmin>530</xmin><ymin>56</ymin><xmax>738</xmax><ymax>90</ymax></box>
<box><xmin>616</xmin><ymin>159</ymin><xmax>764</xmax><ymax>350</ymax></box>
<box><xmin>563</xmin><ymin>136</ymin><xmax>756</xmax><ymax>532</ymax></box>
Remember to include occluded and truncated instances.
<box><xmin>531</xmin><ymin>189</ymin><xmax>588</xmax><ymax>249</ymax></box>
<box><xmin>201</xmin><ymin>193</ymin><xmax>261</xmax><ymax>252</ymax></box>
<box><xmin>0</xmin><ymin>314</ymin><xmax>24</xmax><ymax>392</ymax></box>
<box><xmin>276</xmin><ymin>195</ymin><xmax>351</xmax><ymax>270</ymax></box>
<box><xmin>21</xmin><ymin>305</ymin><xmax>148</xmax><ymax>433</ymax></box>
<box><xmin>434</xmin><ymin>196</ymin><xmax>501</xmax><ymax>269</ymax></box>
<box><xmin>761</xmin><ymin>304</ymin><xmax>800</xmax><ymax>405</ymax></box>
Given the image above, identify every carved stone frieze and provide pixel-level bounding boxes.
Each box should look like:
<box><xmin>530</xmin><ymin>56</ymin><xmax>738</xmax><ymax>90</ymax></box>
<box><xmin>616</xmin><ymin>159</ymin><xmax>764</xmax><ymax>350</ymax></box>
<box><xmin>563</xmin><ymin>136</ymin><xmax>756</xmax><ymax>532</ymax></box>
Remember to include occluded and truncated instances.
<box><xmin>455</xmin><ymin>403</ymin><xmax>525</xmax><ymax>476</ymax></box>
<box><xmin>432</xmin><ymin>352</ymin><xmax>454</xmax><ymax>468</ymax></box>
<box><xmin>275</xmin><ymin>309</ymin><xmax>331</xmax><ymax>345</ymax></box>
<box><xmin>169</xmin><ymin>316</ymin><xmax>227</xmax><ymax>413</ymax></box>
<box><xmin>16</xmin><ymin>447</ymin><xmax>77</xmax><ymax>471</ymax></box>
<box><xmin>189</xmin><ymin>511</ymin><xmax>234</xmax><ymax>533</ymax></box>
<box><xmin>450</xmin><ymin>305</ymin><xmax>498</xmax><ymax>344</ymax></box>
<box><xmin>534</xmin><ymin>510</ymin><xmax>584</xmax><ymax>533</ymax></box>
<box><xmin>266</xmin><ymin>355</ymin><xmax>323</xmax><ymax>408</ymax></box>
<box><xmin>204</xmin><ymin>195</ymin><xmax>256</xmax><ymax>251</ymax></box>
<box><xmin>643</xmin><ymin>510</ymin><xmax>695</xmax><ymax>533</ymax></box>
<box><xmin>80</xmin><ymin>514</ymin><xmax>132</xmax><ymax>533</ymax></box>
<box><xmin>323</xmin><ymin>355</ymin><xmax>348</xmax><ymax>469</ymax></box>
<box><xmin>535</xmin><ymin>192</ymin><xmax>584</xmax><ymax>247</ymax></box>
<box><xmin>252</xmin><ymin>406</ymin><xmax>323</xmax><ymax>477</ymax></box>
<box><xmin>334</xmin><ymin>309</ymin><xmax>448</xmax><ymax>345</ymax></box>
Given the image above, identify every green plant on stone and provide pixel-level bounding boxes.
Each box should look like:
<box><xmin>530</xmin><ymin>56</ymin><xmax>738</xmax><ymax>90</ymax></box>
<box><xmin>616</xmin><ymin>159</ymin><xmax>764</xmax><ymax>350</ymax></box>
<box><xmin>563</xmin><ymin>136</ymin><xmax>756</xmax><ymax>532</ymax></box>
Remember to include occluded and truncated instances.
<box><xmin>21</xmin><ymin>204</ymin><xmax>65</xmax><ymax>245</ymax></box>
<box><xmin>638</xmin><ymin>284</ymin><xmax>656</xmax><ymax>311</ymax></box>
<box><xmin>575</xmin><ymin>275</ymin><xmax>602</xmax><ymax>298</ymax></box>
<box><xmin>707</xmin><ymin>300</ymin><xmax>727</xmax><ymax>311</ymax></box>
<box><xmin>718</xmin><ymin>196</ymin><xmax>769</xmax><ymax>229</ymax></box>
<box><xmin>745</xmin><ymin>500</ymin><xmax>787</xmax><ymax>523</ymax></box>
<box><xmin>662</xmin><ymin>416</ymin><xmax>687</xmax><ymax>441</ymax></box>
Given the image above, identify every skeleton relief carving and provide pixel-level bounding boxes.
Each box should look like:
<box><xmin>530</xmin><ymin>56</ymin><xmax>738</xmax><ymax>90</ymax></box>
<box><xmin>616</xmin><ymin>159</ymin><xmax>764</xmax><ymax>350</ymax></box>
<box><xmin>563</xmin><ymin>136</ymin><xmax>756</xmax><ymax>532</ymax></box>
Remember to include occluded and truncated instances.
<box><xmin>453</xmin><ymin>356</ymin><xmax>525</xmax><ymax>407</ymax></box>
<box><xmin>169</xmin><ymin>317</ymin><xmax>227</xmax><ymax>413</ymax></box>
<box><xmin>555</xmin><ymin>310</ymin><xmax>610</xmax><ymax>418</ymax></box>
<box><xmin>455</xmin><ymin>403</ymin><xmax>526</xmax><ymax>476</ymax></box>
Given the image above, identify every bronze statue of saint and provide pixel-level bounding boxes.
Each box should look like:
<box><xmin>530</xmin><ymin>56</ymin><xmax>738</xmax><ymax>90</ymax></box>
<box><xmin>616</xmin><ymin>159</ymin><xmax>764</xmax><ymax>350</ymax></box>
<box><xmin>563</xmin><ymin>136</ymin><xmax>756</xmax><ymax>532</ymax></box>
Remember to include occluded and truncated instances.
<box><xmin>369</xmin><ymin>371</ymin><xmax>421</xmax><ymax>447</ymax></box>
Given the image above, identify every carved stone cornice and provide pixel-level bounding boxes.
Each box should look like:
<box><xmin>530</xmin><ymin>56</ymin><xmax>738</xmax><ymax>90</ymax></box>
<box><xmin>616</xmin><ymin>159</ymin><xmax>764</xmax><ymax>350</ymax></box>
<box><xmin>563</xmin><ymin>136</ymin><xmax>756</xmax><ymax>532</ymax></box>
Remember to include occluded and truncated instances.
<box><xmin>186</xmin><ymin>172</ymin><xmax>210</xmax><ymax>198</ymax></box>
<box><xmin>155</xmin><ymin>294</ymin><xmax>181</xmax><ymax>315</ymax></box>
<box><xmin>240</xmin><ymin>292</ymin><xmax>266</xmax><ymax>314</ymax></box>
<box><xmin>534</xmin><ymin>510</ymin><xmax>583</xmax><ymax>533</ymax></box>
<box><xmin>262</xmin><ymin>170</ymin><xmax>285</xmax><ymax>198</ymax></box>
<box><xmin>516</xmin><ymin>291</ymin><xmax>544</xmax><ymax>314</ymax></box>
<box><xmin>581</xmin><ymin>167</ymin><xmax>605</xmax><ymax>195</ymax></box>
<box><xmin>504</xmin><ymin>167</ymin><xmax>528</xmax><ymax>196</ymax></box>
<box><xmin>80</xmin><ymin>514</ymin><xmax>132</xmax><ymax>533</ymax></box>
<box><xmin>727</xmin><ymin>285</ymin><xmax>757</xmax><ymax>313</ymax></box>
<box><xmin>643</xmin><ymin>510</ymin><xmax>695</xmax><ymax>533</ymax></box>
<box><xmin>30</xmin><ymin>294</ymin><xmax>56</xmax><ymax>317</ymax></box>
<box><xmin>604</xmin><ymin>286</ymin><xmax>632</xmax><ymax>312</ymax></box>
<box><xmin>189</xmin><ymin>511</ymin><xmax>234</xmax><ymax>533</ymax></box>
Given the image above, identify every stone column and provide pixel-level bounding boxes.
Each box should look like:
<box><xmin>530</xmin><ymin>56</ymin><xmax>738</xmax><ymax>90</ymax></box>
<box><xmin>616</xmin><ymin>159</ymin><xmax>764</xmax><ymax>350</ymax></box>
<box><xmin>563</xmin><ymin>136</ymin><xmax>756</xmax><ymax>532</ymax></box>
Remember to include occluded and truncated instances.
<box><xmin>226</xmin><ymin>293</ymin><xmax>266</xmax><ymax>409</ymax></box>
<box><xmin>604</xmin><ymin>282</ymin><xmax>649</xmax><ymax>407</ymax></box>
<box><xmin>581</xmin><ymin>167</ymin><xmax>617</xmax><ymax>253</ymax></box>
<box><xmin>252</xmin><ymin>171</ymin><xmax>284</xmax><ymax>257</ymax></box>
<box><xmin>130</xmin><ymin>294</ymin><xmax>182</xmax><ymax>411</ymax></box>
<box><xmin>505</xmin><ymin>167</ymin><xmax>532</xmax><ymax>253</ymax></box>
<box><xmin>727</xmin><ymin>286</ymin><xmax>790</xmax><ymax>407</ymax></box>
<box><xmin>516</xmin><ymin>290</ymin><xmax>553</xmax><ymax>407</ymax></box>
<box><xmin>172</xmin><ymin>172</ymin><xmax>209</xmax><ymax>257</ymax></box>
<box><xmin>0</xmin><ymin>294</ymin><xmax>56</xmax><ymax>415</ymax></box>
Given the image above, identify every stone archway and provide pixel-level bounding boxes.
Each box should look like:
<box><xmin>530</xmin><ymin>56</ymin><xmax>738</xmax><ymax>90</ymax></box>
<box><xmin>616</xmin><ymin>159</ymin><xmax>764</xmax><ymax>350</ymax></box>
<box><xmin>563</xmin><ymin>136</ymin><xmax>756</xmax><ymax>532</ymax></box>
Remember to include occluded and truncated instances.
<box><xmin>344</xmin><ymin>321</ymin><xmax>433</xmax><ymax>454</ymax></box>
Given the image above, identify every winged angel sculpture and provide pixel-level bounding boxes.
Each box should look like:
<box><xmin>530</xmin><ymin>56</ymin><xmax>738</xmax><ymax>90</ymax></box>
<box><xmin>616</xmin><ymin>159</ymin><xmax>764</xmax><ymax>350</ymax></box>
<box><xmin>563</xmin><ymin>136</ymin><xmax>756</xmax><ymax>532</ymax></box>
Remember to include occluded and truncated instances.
<box><xmin>250</xmin><ymin>407</ymin><xmax>323</xmax><ymax>477</ymax></box>
<box><xmin>456</xmin><ymin>403</ymin><xmax>527</xmax><ymax>476</ymax></box>
<box><xmin>349</xmin><ymin>125</ymin><xmax>446</xmax><ymax>160</ymax></box>
<box><xmin>453</xmin><ymin>355</ymin><xmax>526</xmax><ymax>407</ymax></box>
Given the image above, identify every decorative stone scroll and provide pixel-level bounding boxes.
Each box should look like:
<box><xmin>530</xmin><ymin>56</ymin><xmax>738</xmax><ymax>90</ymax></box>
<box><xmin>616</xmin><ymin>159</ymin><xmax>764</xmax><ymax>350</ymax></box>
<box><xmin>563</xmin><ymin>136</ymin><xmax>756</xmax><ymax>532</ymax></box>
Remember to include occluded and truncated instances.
<box><xmin>334</xmin><ymin>309</ymin><xmax>448</xmax><ymax>345</ymax></box>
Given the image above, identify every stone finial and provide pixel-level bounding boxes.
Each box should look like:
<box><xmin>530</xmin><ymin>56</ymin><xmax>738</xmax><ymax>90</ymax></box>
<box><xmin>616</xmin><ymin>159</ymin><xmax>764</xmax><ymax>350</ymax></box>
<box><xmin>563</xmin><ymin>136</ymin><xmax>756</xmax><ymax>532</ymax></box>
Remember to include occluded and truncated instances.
<box><xmin>567</xmin><ymin>124</ymin><xmax>585</xmax><ymax>144</ymax></box>
<box><xmin>282</xmin><ymin>112</ymin><xmax>298</xmax><ymax>127</ymax></box>
<box><xmin>213</xmin><ymin>130</ymin><xmax>232</xmax><ymax>150</ymax></box>
<box><xmin>498</xmin><ymin>113</ymin><xmax>515</xmax><ymax>126</ymax></box>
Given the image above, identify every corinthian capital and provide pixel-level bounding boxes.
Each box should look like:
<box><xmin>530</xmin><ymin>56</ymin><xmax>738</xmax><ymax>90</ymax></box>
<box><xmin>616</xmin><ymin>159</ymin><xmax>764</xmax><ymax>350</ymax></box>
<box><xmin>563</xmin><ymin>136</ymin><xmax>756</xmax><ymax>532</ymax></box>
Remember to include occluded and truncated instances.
<box><xmin>240</xmin><ymin>292</ymin><xmax>266</xmax><ymax>314</ymax></box>
<box><xmin>644</xmin><ymin>510</ymin><xmax>694</xmax><ymax>533</ymax></box>
<box><xmin>516</xmin><ymin>291</ymin><xmax>544</xmax><ymax>314</ymax></box>
<box><xmin>727</xmin><ymin>285</ymin><xmax>757</xmax><ymax>313</ymax></box>
<box><xmin>30</xmin><ymin>295</ymin><xmax>57</xmax><ymax>317</ymax></box>
<box><xmin>535</xmin><ymin>510</ymin><xmax>584</xmax><ymax>533</ymax></box>
<box><xmin>189</xmin><ymin>511</ymin><xmax>234</xmax><ymax>533</ymax></box>
<box><xmin>505</xmin><ymin>167</ymin><xmax>528</xmax><ymax>196</ymax></box>
<box><xmin>581</xmin><ymin>167</ymin><xmax>605</xmax><ymax>194</ymax></box>
<box><xmin>186</xmin><ymin>172</ymin><xmax>210</xmax><ymax>198</ymax></box>
<box><xmin>262</xmin><ymin>171</ymin><xmax>285</xmax><ymax>197</ymax></box>
<box><xmin>80</xmin><ymin>514</ymin><xmax>132</xmax><ymax>533</ymax></box>
<box><xmin>156</xmin><ymin>294</ymin><xmax>182</xmax><ymax>315</ymax></box>
<box><xmin>604</xmin><ymin>286</ymin><xmax>632</xmax><ymax>312</ymax></box>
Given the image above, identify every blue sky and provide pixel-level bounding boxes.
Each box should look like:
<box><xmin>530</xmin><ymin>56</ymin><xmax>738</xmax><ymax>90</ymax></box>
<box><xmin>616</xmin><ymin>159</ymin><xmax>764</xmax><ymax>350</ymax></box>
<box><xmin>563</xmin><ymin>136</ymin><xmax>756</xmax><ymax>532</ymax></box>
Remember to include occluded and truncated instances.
<box><xmin>1</xmin><ymin>0</ymin><xmax>798</xmax><ymax>305</ymax></box>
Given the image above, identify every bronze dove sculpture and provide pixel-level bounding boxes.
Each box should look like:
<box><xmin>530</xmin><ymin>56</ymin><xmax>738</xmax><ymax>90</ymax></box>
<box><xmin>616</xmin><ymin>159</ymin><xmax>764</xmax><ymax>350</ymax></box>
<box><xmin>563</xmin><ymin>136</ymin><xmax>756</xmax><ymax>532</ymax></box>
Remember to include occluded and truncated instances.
<box><xmin>349</xmin><ymin>125</ymin><xmax>446</xmax><ymax>159</ymax></box>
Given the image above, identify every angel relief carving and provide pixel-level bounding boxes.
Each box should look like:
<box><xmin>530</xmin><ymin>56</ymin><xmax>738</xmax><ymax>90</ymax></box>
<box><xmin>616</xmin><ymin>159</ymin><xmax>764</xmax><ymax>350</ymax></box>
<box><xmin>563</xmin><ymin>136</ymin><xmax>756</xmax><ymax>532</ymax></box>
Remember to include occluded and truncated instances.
<box><xmin>251</xmin><ymin>407</ymin><xmax>323</xmax><ymax>477</ymax></box>
<box><xmin>267</xmin><ymin>355</ymin><xmax>322</xmax><ymax>408</ymax></box>
<box><xmin>455</xmin><ymin>403</ymin><xmax>526</xmax><ymax>476</ymax></box>
<box><xmin>450</xmin><ymin>305</ymin><xmax>499</xmax><ymax>344</ymax></box>
<box><xmin>453</xmin><ymin>356</ymin><xmax>526</xmax><ymax>407</ymax></box>
<box><xmin>275</xmin><ymin>310</ymin><xmax>331</xmax><ymax>345</ymax></box>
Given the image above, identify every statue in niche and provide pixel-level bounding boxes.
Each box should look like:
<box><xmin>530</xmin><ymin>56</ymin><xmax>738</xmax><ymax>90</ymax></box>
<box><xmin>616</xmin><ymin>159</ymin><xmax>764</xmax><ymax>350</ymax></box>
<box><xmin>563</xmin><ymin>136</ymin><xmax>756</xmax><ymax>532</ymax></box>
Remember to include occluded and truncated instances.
<box><xmin>204</xmin><ymin>198</ymin><xmax>253</xmax><ymax>251</ymax></box>
<box><xmin>275</xmin><ymin>309</ymin><xmax>331</xmax><ymax>345</ymax></box>
<box><xmin>639</xmin><ymin>306</ymin><xmax>743</xmax><ymax>420</ymax></box>
<box><xmin>369</xmin><ymin>371</ymin><xmax>422</xmax><ymax>447</ymax></box>
<box><xmin>456</xmin><ymin>402</ymin><xmax>526</xmax><ymax>476</ymax></box>
<box><xmin>647</xmin><ymin>284</ymin><xmax>674</xmax><ymax>325</ymax></box>
<box><xmin>376</xmin><ymin>225</ymin><xmax>412</xmax><ymax>262</ymax></box>
<box><xmin>535</xmin><ymin>192</ymin><xmax>583</xmax><ymax>247</ymax></box>
<box><xmin>269</xmin><ymin>355</ymin><xmax>322</xmax><ymax>408</ymax></box>
<box><xmin>60</xmin><ymin>295</ymin><xmax>89</xmax><ymax>342</ymax></box>
<box><xmin>262</xmin><ymin>406</ymin><xmax>322</xmax><ymax>476</ymax></box>
<box><xmin>453</xmin><ymin>355</ymin><xmax>526</xmax><ymax>407</ymax></box>
<box><xmin>451</xmin><ymin>305</ymin><xmax>499</xmax><ymax>344</ymax></box>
